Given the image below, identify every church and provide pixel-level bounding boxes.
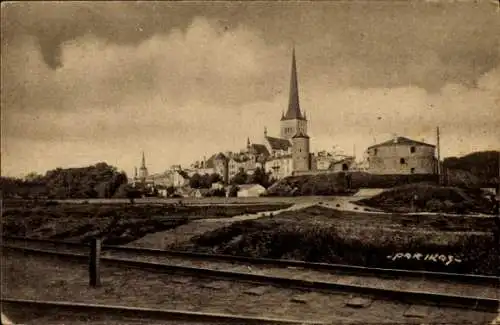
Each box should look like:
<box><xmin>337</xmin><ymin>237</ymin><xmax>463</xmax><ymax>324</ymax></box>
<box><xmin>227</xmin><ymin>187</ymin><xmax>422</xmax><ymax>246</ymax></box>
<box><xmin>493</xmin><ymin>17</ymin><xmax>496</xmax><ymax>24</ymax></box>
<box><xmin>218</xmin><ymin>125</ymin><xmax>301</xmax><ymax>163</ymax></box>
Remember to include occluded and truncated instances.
<box><xmin>179</xmin><ymin>48</ymin><xmax>317</xmax><ymax>182</ymax></box>
<box><xmin>254</xmin><ymin>47</ymin><xmax>312</xmax><ymax>179</ymax></box>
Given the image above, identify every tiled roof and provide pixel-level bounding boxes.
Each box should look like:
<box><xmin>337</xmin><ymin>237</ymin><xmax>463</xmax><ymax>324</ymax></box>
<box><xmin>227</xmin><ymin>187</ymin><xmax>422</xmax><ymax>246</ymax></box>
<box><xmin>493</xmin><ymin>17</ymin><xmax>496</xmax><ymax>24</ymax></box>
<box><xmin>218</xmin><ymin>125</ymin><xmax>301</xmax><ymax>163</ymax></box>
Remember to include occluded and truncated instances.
<box><xmin>367</xmin><ymin>137</ymin><xmax>435</xmax><ymax>149</ymax></box>
<box><xmin>265</xmin><ymin>136</ymin><xmax>291</xmax><ymax>151</ymax></box>
<box><xmin>249</xmin><ymin>144</ymin><xmax>270</xmax><ymax>156</ymax></box>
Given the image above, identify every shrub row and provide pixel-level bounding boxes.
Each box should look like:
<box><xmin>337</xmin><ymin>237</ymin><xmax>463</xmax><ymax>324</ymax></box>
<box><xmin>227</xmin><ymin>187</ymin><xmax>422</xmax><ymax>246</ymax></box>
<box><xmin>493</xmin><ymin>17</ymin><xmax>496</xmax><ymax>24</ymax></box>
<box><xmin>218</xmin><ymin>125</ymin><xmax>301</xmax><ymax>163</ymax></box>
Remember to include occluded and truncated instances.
<box><xmin>183</xmin><ymin>220</ymin><xmax>498</xmax><ymax>275</ymax></box>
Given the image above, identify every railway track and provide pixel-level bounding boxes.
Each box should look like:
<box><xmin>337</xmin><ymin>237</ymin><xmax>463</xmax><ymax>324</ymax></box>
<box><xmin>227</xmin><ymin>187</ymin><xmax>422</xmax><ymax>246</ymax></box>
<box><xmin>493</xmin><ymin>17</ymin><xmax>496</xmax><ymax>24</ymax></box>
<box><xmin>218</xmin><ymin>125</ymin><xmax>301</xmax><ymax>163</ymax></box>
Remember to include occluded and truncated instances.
<box><xmin>1</xmin><ymin>298</ymin><xmax>329</xmax><ymax>325</ymax></box>
<box><xmin>2</xmin><ymin>236</ymin><xmax>499</xmax><ymax>312</ymax></box>
<box><xmin>3</xmin><ymin>235</ymin><xmax>498</xmax><ymax>284</ymax></box>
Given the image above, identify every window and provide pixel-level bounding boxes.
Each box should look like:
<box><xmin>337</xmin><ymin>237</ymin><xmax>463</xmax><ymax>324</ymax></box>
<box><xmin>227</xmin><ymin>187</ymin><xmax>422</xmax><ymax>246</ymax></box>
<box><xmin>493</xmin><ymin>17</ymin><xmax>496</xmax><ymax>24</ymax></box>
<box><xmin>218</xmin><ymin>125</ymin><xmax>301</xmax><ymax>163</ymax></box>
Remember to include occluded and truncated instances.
<box><xmin>400</xmin><ymin>158</ymin><xmax>406</xmax><ymax>165</ymax></box>
<box><xmin>373</xmin><ymin>149</ymin><xmax>378</xmax><ymax>156</ymax></box>
<box><xmin>410</xmin><ymin>146</ymin><xmax>416</xmax><ymax>153</ymax></box>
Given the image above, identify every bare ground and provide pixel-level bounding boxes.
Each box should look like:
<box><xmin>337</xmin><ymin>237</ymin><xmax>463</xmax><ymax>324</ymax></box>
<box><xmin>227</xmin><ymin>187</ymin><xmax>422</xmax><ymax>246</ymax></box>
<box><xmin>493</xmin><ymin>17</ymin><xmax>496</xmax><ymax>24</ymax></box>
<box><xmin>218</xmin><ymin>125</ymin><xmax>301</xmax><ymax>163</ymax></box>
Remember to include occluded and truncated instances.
<box><xmin>2</xmin><ymin>251</ymin><xmax>497</xmax><ymax>325</ymax></box>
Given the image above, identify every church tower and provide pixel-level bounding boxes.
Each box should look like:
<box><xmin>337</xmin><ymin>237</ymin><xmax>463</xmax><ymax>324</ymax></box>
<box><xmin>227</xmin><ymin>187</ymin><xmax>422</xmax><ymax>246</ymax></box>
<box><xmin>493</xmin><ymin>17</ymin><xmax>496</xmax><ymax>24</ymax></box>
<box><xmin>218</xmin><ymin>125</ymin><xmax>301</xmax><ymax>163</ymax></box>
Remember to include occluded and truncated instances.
<box><xmin>292</xmin><ymin>129</ymin><xmax>310</xmax><ymax>172</ymax></box>
<box><xmin>138</xmin><ymin>151</ymin><xmax>148</xmax><ymax>181</ymax></box>
<box><xmin>280</xmin><ymin>47</ymin><xmax>308</xmax><ymax>140</ymax></box>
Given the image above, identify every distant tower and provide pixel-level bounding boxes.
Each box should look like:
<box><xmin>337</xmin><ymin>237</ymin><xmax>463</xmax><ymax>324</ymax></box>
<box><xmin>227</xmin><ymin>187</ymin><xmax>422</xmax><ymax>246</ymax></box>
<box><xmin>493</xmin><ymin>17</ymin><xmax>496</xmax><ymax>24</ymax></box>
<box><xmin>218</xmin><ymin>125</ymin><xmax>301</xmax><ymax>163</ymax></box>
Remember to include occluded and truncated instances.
<box><xmin>280</xmin><ymin>47</ymin><xmax>308</xmax><ymax>140</ymax></box>
<box><xmin>292</xmin><ymin>129</ymin><xmax>311</xmax><ymax>172</ymax></box>
<box><xmin>138</xmin><ymin>151</ymin><xmax>148</xmax><ymax>181</ymax></box>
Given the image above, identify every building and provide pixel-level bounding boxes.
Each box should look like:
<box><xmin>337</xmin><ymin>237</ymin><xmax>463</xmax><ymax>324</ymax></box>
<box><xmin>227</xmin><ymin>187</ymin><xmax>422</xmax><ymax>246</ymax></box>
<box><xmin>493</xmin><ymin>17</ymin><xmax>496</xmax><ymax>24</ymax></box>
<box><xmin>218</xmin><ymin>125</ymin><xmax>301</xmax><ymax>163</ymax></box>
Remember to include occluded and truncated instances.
<box><xmin>132</xmin><ymin>152</ymin><xmax>155</xmax><ymax>188</ymax></box>
<box><xmin>329</xmin><ymin>156</ymin><xmax>356</xmax><ymax>172</ymax></box>
<box><xmin>189</xmin><ymin>48</ymin><xmax>312</xmax><ymax>182</ymax></box>
<box><xmin>365</xmin><ymin>136</ymin><xmax>437</xmax><ymax>174</ymax></box>
<box><xmin>260</xmin><ymin>48</ymin><xmax>311</xmax><ymax>179</ymax></box>
<box><xmin>237</xmin><ymin>184</ymin><xmax>267</xmax><ymax>197</ymax></box>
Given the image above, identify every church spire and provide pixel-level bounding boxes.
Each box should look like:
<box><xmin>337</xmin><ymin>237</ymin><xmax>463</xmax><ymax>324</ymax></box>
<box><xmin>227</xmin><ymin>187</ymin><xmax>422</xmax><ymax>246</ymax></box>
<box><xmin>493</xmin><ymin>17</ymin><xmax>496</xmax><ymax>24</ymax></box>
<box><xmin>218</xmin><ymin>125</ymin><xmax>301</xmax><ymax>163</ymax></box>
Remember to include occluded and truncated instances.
<box><xmin>141</xmin><ymin>151</ymin><xmax>146</xmax><ymax>169</ymax></box>
<box><xmin>283</xmin><ymin>46</ymin><xmax>305</xmax><ymax>121</ymax></box>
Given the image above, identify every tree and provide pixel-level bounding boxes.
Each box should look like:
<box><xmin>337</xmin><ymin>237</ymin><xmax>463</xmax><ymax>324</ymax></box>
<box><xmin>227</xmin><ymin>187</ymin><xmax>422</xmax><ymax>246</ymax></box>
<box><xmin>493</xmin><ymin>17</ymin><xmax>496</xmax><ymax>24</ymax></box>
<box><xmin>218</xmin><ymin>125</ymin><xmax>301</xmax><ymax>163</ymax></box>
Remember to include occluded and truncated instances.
<box><xmin>208</xmin><ymin>173</ymin><xmax>222</xmax><ymax>185</ymax></box>
<box><xmin>199</xmin><ymin>173</ymin><xmax>212</xmax><ymax>188</ymax></box>
<box><xmin>189</xmin><ymin>173</ymin><xmax>202</xmax><ymax>188</ymax></box>
<box><xmin>228</xmin><ymin>185</ymin><xmax>239</xmax><ymax>197</ymax></box>
<box><xmin>166</xmin><ymin>186</ymin><xmax>176</xmax><ymax>197</ymax></box>
<box><xmin>230</xmin><ymin>168</ymin><xmax>248</xmax><ymax>185</ymax></box>
<box><xmin>3</xmin><ymin>162</ymin><xmax>129</xmax><ymax>199</ymax></box>
<box><xmin>247</xmin><ymin>167</ymin><xmax>272</xmax><ymax>188</ymax></box>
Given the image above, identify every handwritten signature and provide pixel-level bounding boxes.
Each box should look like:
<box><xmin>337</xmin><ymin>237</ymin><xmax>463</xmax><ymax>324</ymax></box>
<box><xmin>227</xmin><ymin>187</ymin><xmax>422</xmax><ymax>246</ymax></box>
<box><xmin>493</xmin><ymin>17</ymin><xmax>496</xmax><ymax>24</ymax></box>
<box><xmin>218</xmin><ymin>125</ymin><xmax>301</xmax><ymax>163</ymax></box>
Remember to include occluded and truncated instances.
<box><xmin>386</xmin><ymin>253</ymin><xmax>462</xmax><ymax>266</ymax></box>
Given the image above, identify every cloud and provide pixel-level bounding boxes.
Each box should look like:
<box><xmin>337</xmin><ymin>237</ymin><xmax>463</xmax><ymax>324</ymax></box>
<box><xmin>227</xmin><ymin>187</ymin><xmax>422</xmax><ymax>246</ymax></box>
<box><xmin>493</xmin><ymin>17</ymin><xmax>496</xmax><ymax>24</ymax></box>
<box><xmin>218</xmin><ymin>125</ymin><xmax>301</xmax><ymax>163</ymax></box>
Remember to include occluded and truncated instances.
<box><xmin>1</xmin><ymin>3</ymin><xmax>499</xmax><ymax>177</ymax></box>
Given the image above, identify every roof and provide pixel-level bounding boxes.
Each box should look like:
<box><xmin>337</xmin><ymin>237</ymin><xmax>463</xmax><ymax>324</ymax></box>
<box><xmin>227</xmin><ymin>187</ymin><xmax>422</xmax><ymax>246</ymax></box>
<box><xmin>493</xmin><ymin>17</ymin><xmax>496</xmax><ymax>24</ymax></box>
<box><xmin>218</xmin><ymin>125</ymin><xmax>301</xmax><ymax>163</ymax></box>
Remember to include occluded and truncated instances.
<box><xmin>328</xmin><ymin>156</ymin><xmax>355</xmax><ymax>169</ymax></box>
<box><xmin>282</xmin><ymin>48</ymin><xmax>306</xmax><ymax>121</ymax></box>
<box><xmin>249</xmin><ymin>144</ymin><xmax>270</xmax><ymax>157</ymax></box>
<box><xmin>204</xmin><ymin>154</ymin><xmax>217</xmax><ymax>168</ymax></box>
<box><xmin>230</xmin><ymin>155</ymin><xmax>251</xmax><ymax>163</ymax></box>
<box><xmin>265</xmin><ymin>136</ymin><xmax>291</xmax><ymax>151</ymax></box>
<box><xmin>176</xmin><ymin>170</ymin><xmax>189</xmax><ymax>179</ymax></box>
<box><xmin>367</xmin><ymin>136</ymin><xmax>436</xmax><ymax>150</ymax></box>
<box><xmin>214</xmin><ymin>152</ymin><xmax>227</xmax><ymax>160</ymax></box>
<box><xmin>237</xmin><ymin>184</ymin><xmax>266</xmax><ymax>191</ymax></box>
<box><xmin>267</xmin><ymin>154</ymin><xmax>292</xmax><ymax>161</ymax></box>
<box><xmin>292</xmin><ymin>129</ymin><xmax>310</xmax><ymax>139</ymax></box>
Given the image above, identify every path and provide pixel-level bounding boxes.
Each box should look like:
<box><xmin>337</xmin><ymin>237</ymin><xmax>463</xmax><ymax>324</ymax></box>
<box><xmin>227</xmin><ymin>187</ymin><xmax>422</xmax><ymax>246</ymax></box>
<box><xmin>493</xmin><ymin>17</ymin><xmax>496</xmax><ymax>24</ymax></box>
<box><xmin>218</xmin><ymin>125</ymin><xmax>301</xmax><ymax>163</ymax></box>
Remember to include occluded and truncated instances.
<box><xmin>1</xmin><ymin>313</ymin><xmax>14</xmax><ymax>325</ymax></box>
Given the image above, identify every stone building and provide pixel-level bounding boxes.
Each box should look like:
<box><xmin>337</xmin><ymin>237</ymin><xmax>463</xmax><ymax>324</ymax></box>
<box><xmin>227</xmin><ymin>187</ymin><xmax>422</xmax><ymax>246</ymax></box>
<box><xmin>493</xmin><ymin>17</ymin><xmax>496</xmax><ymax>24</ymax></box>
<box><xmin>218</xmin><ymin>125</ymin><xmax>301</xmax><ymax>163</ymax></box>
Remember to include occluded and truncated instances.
<box><xmin>261</xmin><ymin>47</ymin><xmax>311</xmax><ymax>179</ymax></box>
<box><xmin>190</xmin><ymin>48</ymin><xmax>312</xmax><ymax>181</ymax></box>
<box><xmin>366</xmin><ymin>136</ymin><xmax>437</xmax><ymax>174</ymax></box>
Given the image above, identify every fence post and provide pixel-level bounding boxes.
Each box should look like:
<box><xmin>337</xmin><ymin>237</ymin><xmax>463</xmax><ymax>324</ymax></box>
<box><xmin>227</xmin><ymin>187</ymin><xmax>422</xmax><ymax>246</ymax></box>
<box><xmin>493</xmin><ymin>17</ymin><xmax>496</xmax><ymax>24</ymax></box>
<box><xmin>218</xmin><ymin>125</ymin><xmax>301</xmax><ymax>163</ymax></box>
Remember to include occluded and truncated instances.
<box><xmin>89</xmin><ymin>237</ymin><xmax>101</xmax><ymax>287</ymax></box>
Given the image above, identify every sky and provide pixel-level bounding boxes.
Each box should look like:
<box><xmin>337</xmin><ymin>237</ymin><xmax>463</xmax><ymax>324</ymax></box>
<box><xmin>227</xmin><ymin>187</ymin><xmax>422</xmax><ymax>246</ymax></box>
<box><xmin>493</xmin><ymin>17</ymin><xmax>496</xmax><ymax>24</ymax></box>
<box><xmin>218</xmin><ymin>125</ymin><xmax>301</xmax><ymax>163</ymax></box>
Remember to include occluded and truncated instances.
<box><xmin>1</xmin><ymin>1</ymin><xmax>499</xmax><ymax>177</ymax></box>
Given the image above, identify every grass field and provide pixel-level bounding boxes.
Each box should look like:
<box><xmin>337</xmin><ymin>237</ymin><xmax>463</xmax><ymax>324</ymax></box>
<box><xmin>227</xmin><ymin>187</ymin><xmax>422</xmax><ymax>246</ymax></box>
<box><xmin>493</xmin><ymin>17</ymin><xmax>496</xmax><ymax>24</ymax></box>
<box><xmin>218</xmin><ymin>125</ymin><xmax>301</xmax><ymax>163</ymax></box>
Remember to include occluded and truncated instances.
<box><xmin>170</xmin><ymin>205</ymin><xmax>499</xmax><ymax>275</ymax></box>
<box><xmin>1</xmin><ymin>200</ymin><xmax>291</xmax><ymax>245</ymax></box>
<box><xmin>3</xmin><ymin>197</ymin><xmax>497</xmax><ymax>275</ymax></box>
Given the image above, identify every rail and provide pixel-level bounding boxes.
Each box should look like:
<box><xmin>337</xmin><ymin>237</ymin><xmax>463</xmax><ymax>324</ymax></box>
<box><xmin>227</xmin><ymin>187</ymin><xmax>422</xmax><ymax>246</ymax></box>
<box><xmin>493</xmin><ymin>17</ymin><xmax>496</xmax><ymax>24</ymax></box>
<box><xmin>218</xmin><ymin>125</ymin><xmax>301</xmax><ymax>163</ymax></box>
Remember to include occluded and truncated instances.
<box><xmin>3</xmin><ymin>244</ymin><xmax>499</xmax><ymax>312</ymax></box>
<box><xmin>3</xmin><ymin>235</ymin><xmax>498</xmax><ymax>286</ymax></box>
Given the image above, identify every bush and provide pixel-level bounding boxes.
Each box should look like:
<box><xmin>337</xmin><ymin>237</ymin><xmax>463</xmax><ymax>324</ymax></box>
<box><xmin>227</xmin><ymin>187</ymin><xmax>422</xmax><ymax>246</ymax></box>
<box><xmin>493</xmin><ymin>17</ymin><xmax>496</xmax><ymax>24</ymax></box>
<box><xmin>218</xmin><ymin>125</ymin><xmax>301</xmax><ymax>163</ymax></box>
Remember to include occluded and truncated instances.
<box><xmin>358</xmin><ymin>183</ymin><xmax>494</xmax><ymax>214</ymax></box>
<box><xmin>183</xmin><ymin>220</ymin><xmax>499</xmax><ymax>275</ymax></box>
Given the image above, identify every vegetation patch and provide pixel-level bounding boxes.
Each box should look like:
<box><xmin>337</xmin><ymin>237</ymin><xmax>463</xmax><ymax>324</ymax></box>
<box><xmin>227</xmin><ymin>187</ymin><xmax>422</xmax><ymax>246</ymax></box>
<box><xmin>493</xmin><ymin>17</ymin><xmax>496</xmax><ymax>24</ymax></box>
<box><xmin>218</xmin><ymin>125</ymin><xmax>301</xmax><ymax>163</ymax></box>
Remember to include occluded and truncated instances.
<box><xmin>173</xmin><ymin>218</ymin><xmax>498</xmax><ymax>275</ymax></box>
<box><xmin>357</xmin><ymin>183</ymin><xmax>496</xmax><ymax>214</ymax></box>
<box><xmin>1</xmin><ymin>201</ymin><xmax>291</xmax><ymax>245</ymax></box>
<box><xmin>265</xmin><ymin>204</ymin><xmax>496</xmax><ymax>232</ymax></box>
<box><xmin>265</xmin><ymin>173</ymin><xmax>350</xmax><ymax>196</ymax></box>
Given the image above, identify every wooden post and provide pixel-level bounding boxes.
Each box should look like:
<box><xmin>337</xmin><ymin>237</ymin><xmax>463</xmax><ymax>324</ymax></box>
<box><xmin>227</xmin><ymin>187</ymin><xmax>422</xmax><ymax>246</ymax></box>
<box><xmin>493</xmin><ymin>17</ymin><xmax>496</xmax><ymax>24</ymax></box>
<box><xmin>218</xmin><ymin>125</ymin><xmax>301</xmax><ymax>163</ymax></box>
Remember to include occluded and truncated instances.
<box><xmin>89</xmin><ymin>237</ymin><xmax>101</xmax><ymax>287</ymax></box>
<box><xmin>436</xmin><ymin>126</ymin><xmax>441</xmax><ymax>185</ymax></box>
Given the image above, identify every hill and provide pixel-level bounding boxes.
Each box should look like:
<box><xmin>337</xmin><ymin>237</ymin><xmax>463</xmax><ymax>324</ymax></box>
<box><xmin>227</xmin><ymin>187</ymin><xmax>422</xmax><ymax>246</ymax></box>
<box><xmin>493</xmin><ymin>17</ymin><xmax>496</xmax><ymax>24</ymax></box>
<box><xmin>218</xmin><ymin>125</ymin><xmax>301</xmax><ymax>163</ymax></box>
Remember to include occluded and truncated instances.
<box><xmin>0</xmin><ymin>162</ymin><xmax>128</xmax><ymax>199</ymax></box>
<box><xmin>265</xmin><ymin>171</ymin><xmax>438</xmax><ymax>196</ymax></box>
<box><xmin>357</xmin><ymin>183</ymin><xmax>495</xmax><ymax>214</ymax></box>
<box><xmin>265</xmin><ymin>173</ymin><xmax>349</xmax><ymax>196</ymax></box>
<box><xmin>443</xmin><ymin>151</ymin><xmax>499</xmax><ymax>187</ymax></box>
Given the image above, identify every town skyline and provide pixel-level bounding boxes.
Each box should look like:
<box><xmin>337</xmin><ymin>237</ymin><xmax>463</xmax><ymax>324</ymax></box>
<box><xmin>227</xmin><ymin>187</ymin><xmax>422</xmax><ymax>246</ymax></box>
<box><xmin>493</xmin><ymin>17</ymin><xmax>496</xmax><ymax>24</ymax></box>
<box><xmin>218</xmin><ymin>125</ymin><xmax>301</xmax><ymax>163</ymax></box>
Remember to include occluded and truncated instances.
<box><xmin>2</xmin><ymin>1</ymin><xmax>499</xmax><ymax>177</ymax></box>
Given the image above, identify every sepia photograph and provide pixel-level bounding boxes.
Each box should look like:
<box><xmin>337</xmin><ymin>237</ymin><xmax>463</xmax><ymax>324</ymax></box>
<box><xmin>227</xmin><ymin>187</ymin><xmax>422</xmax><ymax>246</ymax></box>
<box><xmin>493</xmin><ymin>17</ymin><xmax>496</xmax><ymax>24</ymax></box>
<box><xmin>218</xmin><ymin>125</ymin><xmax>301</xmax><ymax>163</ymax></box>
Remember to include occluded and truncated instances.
<box><xmin>1</xmin><ymin>1</ymin><xmax>499</xmax><ymax>324</ymax></box>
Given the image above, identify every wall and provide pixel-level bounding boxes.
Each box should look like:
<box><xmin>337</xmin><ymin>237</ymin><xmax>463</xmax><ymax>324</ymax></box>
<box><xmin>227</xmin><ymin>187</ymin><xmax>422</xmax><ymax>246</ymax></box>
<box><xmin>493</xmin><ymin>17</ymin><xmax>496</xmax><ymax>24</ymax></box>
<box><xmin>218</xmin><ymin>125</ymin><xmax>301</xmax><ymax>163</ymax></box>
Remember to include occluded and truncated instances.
<box><xmin>292</xmin><ymin>137</ymin><xmax>310</xmax><ymax>172</ymax></box>
<box><xmin>280</xmin><ymin>119</ymin><xmax>307</xmax><ymax>140</ymax></box>
<box><xmin>366</xmin><ymin>143</ymin><xmax>436</xmax><ymax>175</ymax></box>
<box><xmin>265</xmin><ymin>156</ymin><xmax>293</xmax><ymax>180</ymax></box>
